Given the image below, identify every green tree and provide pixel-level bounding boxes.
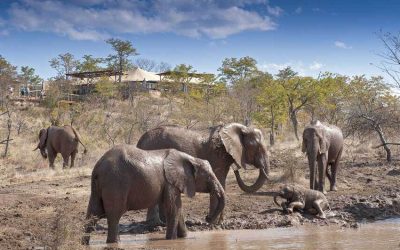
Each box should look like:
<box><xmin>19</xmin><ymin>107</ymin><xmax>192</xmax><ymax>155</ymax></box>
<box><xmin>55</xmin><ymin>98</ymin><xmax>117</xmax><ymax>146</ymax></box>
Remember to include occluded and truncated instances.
<box><xmin>77</xmin><ymin>55</ymin><xmax>103</xmax><ymax>72</ymax></box>
<box><xmin>20</xmin><ymin>66</ymin><xmax>42</xmax><ymax>85</ymax></box>
<box><xmin>255</xmin><ymin>78</ymin><xmax>287</xmax><ymax>145</ymax></box>
<box><xmin>0</xmin><ymin>55</ymin><xmax>18</xmax><ymax>108</ymax></box>
<box><xmin>106</xmin><ymin>38</ymin><xmax>138</xmax><ymax>83</ymax></box>
<box><xmin>218</xmin><ymin>56</ymin><xmax>260</xmax><ymax>85</ymax></box>
<box><xmin>49</xmin><ymin>53</ymin><xmax>79</xmax><ymax>80</ymax></box>
<box><xmin>277</xmin><ymin>67</ymin><xmax>317</xmax><ymax>140</ymax></box>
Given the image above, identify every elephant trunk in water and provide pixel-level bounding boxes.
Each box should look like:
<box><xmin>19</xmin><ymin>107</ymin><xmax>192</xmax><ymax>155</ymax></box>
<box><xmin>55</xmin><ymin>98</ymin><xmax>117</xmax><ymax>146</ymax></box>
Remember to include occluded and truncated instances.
<box><xmin>205</xmin><ymin>178</ymin><xmax>226</xmax><ymax>224</ymax></box>
<box><xmin>234</xmin><ymin>153</ymin><xmax>270</xmax><ymax>193</ymax></box>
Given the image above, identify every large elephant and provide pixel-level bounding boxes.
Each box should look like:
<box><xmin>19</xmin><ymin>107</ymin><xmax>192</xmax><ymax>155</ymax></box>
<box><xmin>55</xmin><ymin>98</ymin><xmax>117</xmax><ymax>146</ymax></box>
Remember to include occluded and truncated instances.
<box><xmin>82</xmin><ymin>146</ymin><xmax>225</xmax><ymax>244</ymax></box>
<box><xmin>302</xmin><ymin>121</ymin><xmax>343</xmax><ymax>193</ymax></box>
<box><xmin>34</xmin><ymin>125</ymin><xmax>87</xmax><ymax>168</ymax></box>
<box><xmin>137</xmin><ymin>123</ymin><xmax>270</xmax><ymax>223</ymax></box>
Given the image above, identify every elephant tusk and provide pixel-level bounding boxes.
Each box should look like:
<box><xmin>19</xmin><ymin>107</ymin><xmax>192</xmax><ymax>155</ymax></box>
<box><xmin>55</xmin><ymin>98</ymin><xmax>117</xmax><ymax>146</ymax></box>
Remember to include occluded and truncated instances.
<box><xmin>33</xmin><ymin>145</ymin><xmax>39</xmax><ymax>151</ymax></box>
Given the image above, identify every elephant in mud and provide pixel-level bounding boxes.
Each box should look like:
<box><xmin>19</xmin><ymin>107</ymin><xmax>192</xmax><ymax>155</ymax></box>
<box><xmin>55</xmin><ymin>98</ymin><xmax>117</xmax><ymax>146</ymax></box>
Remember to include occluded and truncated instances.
<box><xmin>274</xmin><ymin>184</ymin><xmax>330</xmax><ymax>219</ymax></box>
<box><xmin>34</xmin><ymin>125</ymin><xmax>87</xmax><ymax>168</ymax></box>
<box><xmin>82</xmin><ymin>146</ymin><xmax>225</xmax><ymax>244</ymax></box>
<box><xmin>137</xmin><ymin>123</ymin><xmax>270</xmax><ymax>224</ymax></box>
<box><xmin>302</xmin><ymin>121</ymin><xmax>343</xmax><ymax>193</ymax></box>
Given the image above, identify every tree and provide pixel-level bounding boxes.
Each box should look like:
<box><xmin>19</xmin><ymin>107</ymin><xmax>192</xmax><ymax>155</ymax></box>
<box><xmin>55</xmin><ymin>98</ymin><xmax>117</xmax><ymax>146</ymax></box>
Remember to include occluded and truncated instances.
<box><xmin>164</xmin><ymin>64</ymin><xmax>196</xmax><ymax>94</ymax></box>
<box><xmin>345</xmin><ymin>76</ymin><xmax>400</xmax><ymax>162</ymax></box>
<box><xmin>377</xmin><ymin>31</ymin><xmax>400</xmax><ymax>88</ymax></box>
<box><xmin>20</xmin><ymin>66</ymin><xmax>42</xmax><ymax>85</ymax></box>
<box><xmin>77</xmin><ymin>55</ymin><xmax>103</xmax><ymax>72</ymax></box>
<box><xmin>276</xmin><ymin>67</ymin><xmax>317</xmax><ymax>140</ymax></box>
<box><xmin>255</xmin><ymin>78</ymin><xmax>287</xmax><ymax>145</ymax></box>
<box><xmin>49</xmin><ymin>53</ymin><xmax>79</xmax><ymax>80</ymax></box>
<box><xmin>0</xmin><ymin>55</ymin><xmax>18</xmax><ymax>108</ymax></box>
<box><xmin>218</xmin><ymin>56</ymin><xmax>260</xmax><ymax>85</ymax></box>
<box><xmin>106</xmin><ymin>38</ymin><xmax>138</xmax><ymax>83</ymax></box>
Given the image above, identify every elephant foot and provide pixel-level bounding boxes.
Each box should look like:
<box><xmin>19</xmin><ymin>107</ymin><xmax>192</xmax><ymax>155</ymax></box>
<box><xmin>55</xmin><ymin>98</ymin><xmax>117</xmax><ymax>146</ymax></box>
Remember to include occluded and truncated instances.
<box><xmin>147</xmin><ymin>218</ymin><xmax>166</xmax><ymax>228</ymax></box>
<box><xmin>330</xmin><ymin>185</ymin><xmax>337</xmax><ymax>191</ymax></box>
<box><xmin>317</xmin><ymin>213</ymin><xmax>326</xmax><ymax>219</ymax></box>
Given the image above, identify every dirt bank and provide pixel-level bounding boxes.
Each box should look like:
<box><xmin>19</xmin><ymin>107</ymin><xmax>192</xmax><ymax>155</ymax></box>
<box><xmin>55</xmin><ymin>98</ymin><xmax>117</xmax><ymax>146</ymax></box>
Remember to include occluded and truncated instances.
<box><xmin>0</xmin><ymin>150</ymin><xmax>399</xmax><ymax>249</ymax></box>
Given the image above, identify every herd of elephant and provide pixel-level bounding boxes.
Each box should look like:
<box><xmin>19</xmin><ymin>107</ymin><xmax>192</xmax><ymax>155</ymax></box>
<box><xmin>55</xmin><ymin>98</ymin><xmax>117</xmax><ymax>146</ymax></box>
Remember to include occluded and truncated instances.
<box><xmin>34</xmin><ymin>120</ymin><xmax>344</xmax><ymax>244</ymax></box>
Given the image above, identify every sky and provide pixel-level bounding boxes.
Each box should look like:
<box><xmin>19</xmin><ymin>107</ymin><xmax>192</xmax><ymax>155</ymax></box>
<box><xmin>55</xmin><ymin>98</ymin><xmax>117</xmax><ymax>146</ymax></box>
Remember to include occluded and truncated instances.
<box><xmin>0</xmin><ymin>0</ymin><xmax>399</xmax><ymax>80</ymax></box>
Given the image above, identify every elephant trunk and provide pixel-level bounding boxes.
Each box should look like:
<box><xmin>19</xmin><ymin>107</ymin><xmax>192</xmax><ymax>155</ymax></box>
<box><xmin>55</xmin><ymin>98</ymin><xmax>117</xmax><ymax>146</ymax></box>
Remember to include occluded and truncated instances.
<box><xmin>308</xmin><ymin>144</ymin><xmax>318</xmax><ymax>190</ymax></box>
<box><xmin>234</xmin><ymin>154</ymin><xmax>269</xmax><ymax>193</ymax></box>
<box><xmin>205</xmin><ymin>180</ymin><xmax>225</xmax><ymax>224</ymax></box>
<box><xmin>273</xmin><ymin>191</ymin><xmax>284</xmax><ymax>207</ymax></box>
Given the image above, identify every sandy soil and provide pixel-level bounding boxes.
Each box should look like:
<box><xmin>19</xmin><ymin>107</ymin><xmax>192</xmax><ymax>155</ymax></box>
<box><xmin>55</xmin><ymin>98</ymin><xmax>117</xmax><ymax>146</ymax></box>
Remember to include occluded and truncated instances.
<box><xmin>0</xmin><ymin>149</ymin><xmax>400</xmax><ymax>249</ymax></box>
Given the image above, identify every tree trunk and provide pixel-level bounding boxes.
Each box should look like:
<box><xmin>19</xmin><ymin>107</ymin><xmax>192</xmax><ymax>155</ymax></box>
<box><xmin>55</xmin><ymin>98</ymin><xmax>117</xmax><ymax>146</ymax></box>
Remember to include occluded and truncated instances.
<box><xmin>270</xmin><ymin>107</ymin><xmax>275</xmax><ymax>146</ymax></box>
<box><xmin>375</xmin><ymin>125</ymin><xmax>392</xmax><ymax>162</ymax></box>
<box><xmin>288</xmin><ymin>100</ymin><xmax>300</xmax><ymax>141</ymax></box>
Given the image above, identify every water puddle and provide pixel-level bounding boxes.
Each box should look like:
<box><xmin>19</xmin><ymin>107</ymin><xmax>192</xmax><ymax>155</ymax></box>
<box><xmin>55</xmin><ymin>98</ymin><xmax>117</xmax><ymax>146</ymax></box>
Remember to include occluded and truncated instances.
<box><xmin>90</xmin><ymin>218</ymin><xmax>400</xmax><ymax>249</ymax></box>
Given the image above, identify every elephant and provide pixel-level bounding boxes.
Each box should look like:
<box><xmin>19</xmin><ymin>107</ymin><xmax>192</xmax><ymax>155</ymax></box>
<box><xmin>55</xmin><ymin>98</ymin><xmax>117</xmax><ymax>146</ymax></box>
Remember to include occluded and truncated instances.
<box><xmin>34</xmin><ymin>125</ymin><xmax>87</xmax><ymax>168</ymax></box>
<box><xmin>273</xmin><ymin>184</ymin><xmax>330</xmax><ymax>219</ymax></box>
<box><xmin>82</xmin><ymin>145</ymin><xmax>225</xmax><ymax>244</ymax></box>
<box><xmin>302</xmin><ymin>121</ymin><xmax>343</xmax><ymax>194</ymax></box>
<box><xmin>137</xmin><ymin>123</ymin><xmax>270</xmax><ymax>224</ymax></box>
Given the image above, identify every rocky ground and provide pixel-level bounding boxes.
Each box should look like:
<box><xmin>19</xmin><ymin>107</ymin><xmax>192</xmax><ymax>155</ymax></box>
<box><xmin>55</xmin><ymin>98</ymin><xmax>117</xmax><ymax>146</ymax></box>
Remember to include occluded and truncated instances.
<box><xmin>0</xmin><ymin>149</ymin><xmax>399</xmax><ymax>249</ymax></box>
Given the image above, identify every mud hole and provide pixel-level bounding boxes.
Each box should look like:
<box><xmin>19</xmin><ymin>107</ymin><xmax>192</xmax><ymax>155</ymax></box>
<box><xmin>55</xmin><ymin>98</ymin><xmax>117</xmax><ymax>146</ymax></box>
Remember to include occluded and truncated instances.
<box><xmin>1</xmin><ymin>151</ymin><xmax>400</xmax><ymax>249</ymax></box>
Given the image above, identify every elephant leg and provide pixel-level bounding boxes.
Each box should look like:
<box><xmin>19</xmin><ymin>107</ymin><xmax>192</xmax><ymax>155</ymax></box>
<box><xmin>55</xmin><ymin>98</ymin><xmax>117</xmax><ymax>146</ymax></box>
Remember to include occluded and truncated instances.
<box><xmin>287</xmin><ymin>201</ymin><xmax>305</xmax><ymax>213</ymax></box>
<box><xmin>164</xmin><ymin>187</ymin><xmax>181</xmax><ymax>240</ymax></box>
<box><xmin>313</xmin><ymin>199</ymin><xmax>326</xmax><ymax>219</ymax></box>
<box><xmin>70</xmin><ymin>150</ymin><xmax>77</xmax><ymax>168</ymax></box>
<box><xmin>62</xmin><ymin>154</ymin><xmax>70</xmax><ymax>169</ymax></box>
<box><xmin>146</xmin><ymin>205</ymin><xmax>165</xmax><ymax>226</ymax></box>
<box><xmin>106</xmin><ymin>214</ymin><xmax>122</xmax><ymax>243</ymax></box>
<box><xmin>212</xmin><ymin>176</ymin><xmax>226</xmax><ymax>224</ymax></box>
<box><xmin>317</xmin><ymin>155</ymin><xmax>327</xmax><ymax>194</ymax></box>
<box><xmin>48</xmin><ymin>149</ymin><xmax>57</xmax><ymax>169</ymax></box>
<box><xmin>177</xmin><ymin>213</ymin><xmax>187</xmax><ymax>238</ymax></box>
<box><xmin>330</xmin><ymin>149</ymin><xmax>342</xmax><ymax>191</ymax></box>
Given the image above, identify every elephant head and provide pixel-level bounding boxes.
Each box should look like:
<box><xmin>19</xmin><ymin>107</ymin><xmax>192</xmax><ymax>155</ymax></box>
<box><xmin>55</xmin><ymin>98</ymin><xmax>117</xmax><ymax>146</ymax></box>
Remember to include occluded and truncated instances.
<box><xmin>220</xmin><ymin>123</ymin><xmax>270</xmax><ymax>193</ymax></box>
<box><xmin>163</xmin><ymin>149</ymin><xmax>225</xmax><ymax>224</ymax></box>
<box><xmin>302</xmin><ymin>125</ymin><xmax>328</xmax><ymax>189</ymax></box>
<box><xmin>34</xmin><ymin>128</ymin><xmax>48</xmax><ymax>159</ymax></box>
<box><xmin>273</xmin><ymin>184</ymin><xmax>303</xmax><ymax>206</ymax></box>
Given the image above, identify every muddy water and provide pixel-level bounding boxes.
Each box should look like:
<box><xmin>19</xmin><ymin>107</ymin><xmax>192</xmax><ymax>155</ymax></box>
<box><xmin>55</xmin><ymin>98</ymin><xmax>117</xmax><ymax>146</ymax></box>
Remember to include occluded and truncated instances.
<box><xmin>90</xmin><ymin>218</ymin><xmax>400</xmax><ymax>249</ymax></box>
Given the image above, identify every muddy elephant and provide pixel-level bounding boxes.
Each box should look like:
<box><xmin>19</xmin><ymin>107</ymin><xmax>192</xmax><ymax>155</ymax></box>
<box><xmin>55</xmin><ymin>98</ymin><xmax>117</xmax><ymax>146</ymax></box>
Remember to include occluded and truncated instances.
<box><xmin>137</xmin><ymin>123</ymin><xmax>270</xmax><ymax>223</ymax></box>
<box><xmin>302</xmin><ymin>121</ymin><xmax>343</xmax><ymax>193</ymax></box>
<box><xmin>273</xmin><ymin>184</ymin><xmax>330</xmax><ymax>219</ymax></box>
<box><xmin>34</xmin><ymin>125</ymin><xmax>87</xmax><ymax>168</ymax></box>
<box><xmin>82</xmin><ymin>146</ymin><xmax>225</xmax><ymax>244</ymax></box>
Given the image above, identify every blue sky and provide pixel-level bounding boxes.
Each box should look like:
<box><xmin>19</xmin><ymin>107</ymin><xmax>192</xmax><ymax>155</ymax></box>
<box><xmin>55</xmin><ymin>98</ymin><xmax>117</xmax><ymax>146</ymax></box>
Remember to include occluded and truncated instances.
<box><xmin>0</xmin><ymin>0</ymin><xmax>399</xmax><ymax>80</ymax></box>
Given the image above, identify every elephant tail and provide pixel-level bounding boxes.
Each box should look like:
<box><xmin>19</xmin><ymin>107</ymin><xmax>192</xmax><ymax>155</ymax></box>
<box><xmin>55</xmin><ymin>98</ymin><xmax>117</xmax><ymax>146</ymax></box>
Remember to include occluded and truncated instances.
<box><xmin>86</xmin><ymin>173</ymin><xmax>104</xmax><ymax>218</ymax></box>
<box><xmin>71</xmin><ymin>127</ymin><xmax>88</xmax><ymax>154</ymax></box>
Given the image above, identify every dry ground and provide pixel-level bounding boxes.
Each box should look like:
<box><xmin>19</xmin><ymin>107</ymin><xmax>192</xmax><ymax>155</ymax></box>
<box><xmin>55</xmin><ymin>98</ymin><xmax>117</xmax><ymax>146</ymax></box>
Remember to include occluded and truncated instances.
<box><xmin>1</xmin><ymin>140</ymin><xmax>399</xmax><ymax>249</ymax></box>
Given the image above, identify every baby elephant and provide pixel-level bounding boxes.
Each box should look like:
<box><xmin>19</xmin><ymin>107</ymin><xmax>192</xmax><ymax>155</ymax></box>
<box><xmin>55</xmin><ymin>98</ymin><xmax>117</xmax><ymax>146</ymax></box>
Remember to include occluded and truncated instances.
<box><xmin>273</xmin><ymin>184</ymin><xmax>330</xmax><ymax>219</ymax></box>
<box><xmin>82</xmin><ymin>145</ymin><xmax>225</xmax><ymax>244</ymax></box>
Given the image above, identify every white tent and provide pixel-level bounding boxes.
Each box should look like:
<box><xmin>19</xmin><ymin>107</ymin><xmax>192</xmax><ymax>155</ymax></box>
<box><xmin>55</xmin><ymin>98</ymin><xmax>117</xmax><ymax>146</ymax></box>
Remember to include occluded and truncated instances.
<box><xmin>121</xmin><ymin>67</ymin><xmax>159</xmax><ymax>82</ymax></box>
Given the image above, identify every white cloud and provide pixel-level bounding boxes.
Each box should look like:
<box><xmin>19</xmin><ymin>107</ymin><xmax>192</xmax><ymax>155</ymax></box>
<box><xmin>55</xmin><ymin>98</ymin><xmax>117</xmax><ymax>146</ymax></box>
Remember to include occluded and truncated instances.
<box><xmin>334</xmin><ymin>41</ymin><xmax>352</xmax><ymax>49</ymax></box>
<box><xmin>295</xmin><ymin>7</ymin><xmax>302</xmax><ymax>14</ymax></box>
<box><xmin>260</xmin><ymin>61</ymin><xmax>306</xmax><ymax>76</ymax></box>
<box><xmin>267</xmin><ymin>5</ymin><xmax>284</xmax><ymax>17</ymax></box>
<box><xmin>6</xmin><ymin>0</ymin><xmax>278</xmax><ymax>41</ymax></box>
<box><xmin>309</xmin><ymin>61</ymin><xmax>324</xmax><ymax>70</ymax></box>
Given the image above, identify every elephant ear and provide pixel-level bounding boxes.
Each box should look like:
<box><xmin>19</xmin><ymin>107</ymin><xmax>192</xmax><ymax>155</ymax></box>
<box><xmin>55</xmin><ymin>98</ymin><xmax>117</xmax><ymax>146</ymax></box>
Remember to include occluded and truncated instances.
<box><xmin>164</xmin><ymin>149</ymin><xmax>197</xmax><ymax>198</ymax></box>
<box><xmin>38</xmin><ymin>128</ymin><xmax>48</xmax><ymax>149</ymax></box>
<box><xmin>316</xmin><ymin>129</ymin><xmax>328</xmax><ymax>154</ymax></box>
<box><xmin>220</xmin><ymin>123</ymin><xmax>248</xmax><ymax>170</ymax></box>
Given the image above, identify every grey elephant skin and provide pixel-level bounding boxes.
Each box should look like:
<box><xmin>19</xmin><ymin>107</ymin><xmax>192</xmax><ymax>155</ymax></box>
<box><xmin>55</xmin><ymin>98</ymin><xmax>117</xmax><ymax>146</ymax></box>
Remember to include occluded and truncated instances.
<box><xmin>302</xmin><ymin>121</ymin><xmax>343</xmax><ymax>193</ymax></box>
<box><xmin>34</xmin><ymin>125</ymin><xmax>87</xmax><ymax>168</ymax></box>
<box><xmin>82</xmin><ymin>145</ymin><xmax>225</xmax><ymax>244</ymax></box>
<box><xmin>274</xmin><ymin>184</ymin><xmax>330</xmax><ymax>219</ymax></box>
<box><xmin>137</xmin><ymin>123</ymin><xmax>270</xmax><ymax>222</ymax></box>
